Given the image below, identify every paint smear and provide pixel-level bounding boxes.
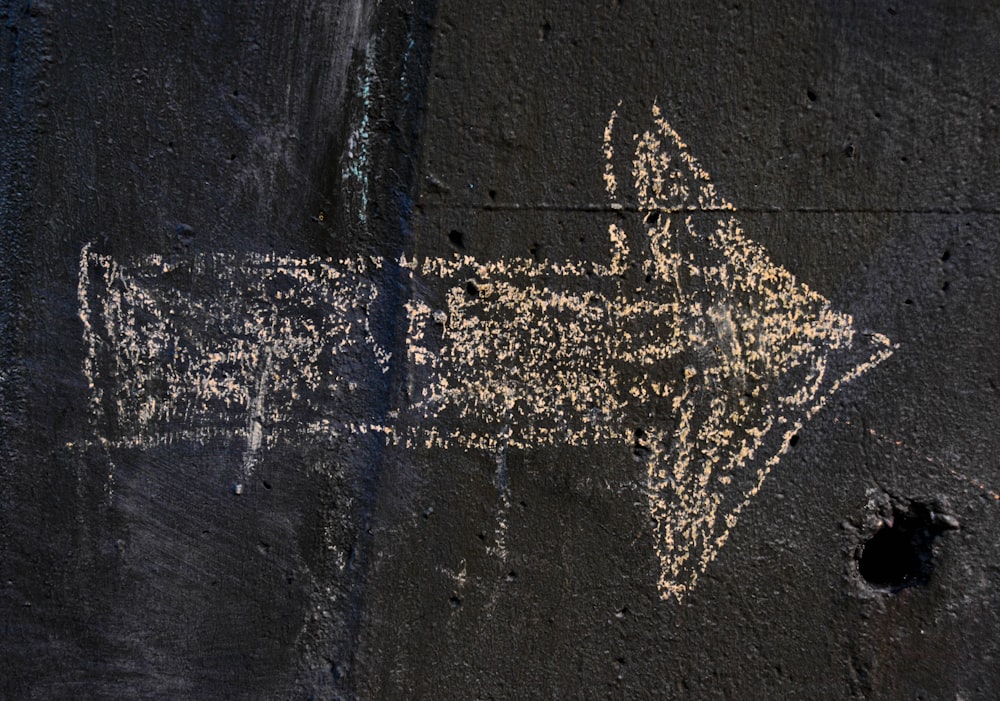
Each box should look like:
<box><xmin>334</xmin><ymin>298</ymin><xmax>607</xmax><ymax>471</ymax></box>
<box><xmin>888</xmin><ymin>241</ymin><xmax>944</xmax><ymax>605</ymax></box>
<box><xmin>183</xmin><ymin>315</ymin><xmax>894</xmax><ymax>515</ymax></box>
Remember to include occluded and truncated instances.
<box><xmin>77</xmin><ymin>103</ymin><xmax>893</xmax><ymax>601</ymax></box>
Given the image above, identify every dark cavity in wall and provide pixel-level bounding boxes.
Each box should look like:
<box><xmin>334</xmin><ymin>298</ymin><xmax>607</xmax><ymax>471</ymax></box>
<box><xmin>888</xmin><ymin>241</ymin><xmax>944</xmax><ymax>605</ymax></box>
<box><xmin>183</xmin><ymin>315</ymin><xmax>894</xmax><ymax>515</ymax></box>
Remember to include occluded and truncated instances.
<box><xmin>856</xmin><ymin>500</ymin><xmax>958</xmax><ymax>592</ymax></box>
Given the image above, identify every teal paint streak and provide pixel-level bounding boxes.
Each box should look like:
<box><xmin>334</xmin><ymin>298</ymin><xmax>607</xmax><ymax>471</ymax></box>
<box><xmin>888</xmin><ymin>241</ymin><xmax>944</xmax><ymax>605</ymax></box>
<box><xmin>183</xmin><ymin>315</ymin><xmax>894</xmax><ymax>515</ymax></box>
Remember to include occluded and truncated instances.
<box><xmin>343</xmin><ymin>46</ymin><xmax>376</xmax><ymax>227</ymax></box>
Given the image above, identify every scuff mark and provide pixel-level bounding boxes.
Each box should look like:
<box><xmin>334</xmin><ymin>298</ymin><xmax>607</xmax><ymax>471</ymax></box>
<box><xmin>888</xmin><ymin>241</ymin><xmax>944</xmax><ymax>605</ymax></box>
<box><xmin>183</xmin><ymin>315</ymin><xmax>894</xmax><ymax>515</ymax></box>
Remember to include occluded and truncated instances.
<box><xmin>240</xmin><ymin>343</ymin><xmax>274</xmax><ymax>485</ymax></box>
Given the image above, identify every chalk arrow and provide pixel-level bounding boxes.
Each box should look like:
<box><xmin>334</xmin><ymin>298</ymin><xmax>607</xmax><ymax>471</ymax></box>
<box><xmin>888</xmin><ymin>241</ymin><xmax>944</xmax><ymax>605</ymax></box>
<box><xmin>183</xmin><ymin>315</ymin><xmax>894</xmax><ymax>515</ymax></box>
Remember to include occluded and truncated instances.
<box><xmin>78</xmin><ymin>103</ymin><xmax>893</xmax><ymax>601</ymax></box>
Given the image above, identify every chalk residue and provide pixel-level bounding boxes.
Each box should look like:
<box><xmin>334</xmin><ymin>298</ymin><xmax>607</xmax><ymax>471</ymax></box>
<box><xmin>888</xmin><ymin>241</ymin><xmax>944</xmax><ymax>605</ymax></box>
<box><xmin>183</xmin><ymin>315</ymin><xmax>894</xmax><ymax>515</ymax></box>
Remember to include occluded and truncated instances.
<box><xmin>77</xmin><ymin>103</ymin><xmax>893</xmax><ymax>603</ymax></box>
<box><xmin>78</xmin><ymin>252</ymin><xmax>390</xmax><ymax>479</ymax></box>
<box><xmin>603</xmin><ymin>103</ymin><xmax>893</xmax><ymax>599</ymax></box>
<box><xmin>401</xmin><ymin>102</ymin><xmax>893</xmax><ymax>599</ymax></box>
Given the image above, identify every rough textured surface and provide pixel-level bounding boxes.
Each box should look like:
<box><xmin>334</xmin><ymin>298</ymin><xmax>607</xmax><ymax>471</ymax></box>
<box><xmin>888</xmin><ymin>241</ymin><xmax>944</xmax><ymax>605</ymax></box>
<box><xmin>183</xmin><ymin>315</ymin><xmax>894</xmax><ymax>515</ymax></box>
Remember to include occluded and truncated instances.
<box><xmin>0</xmin><ymin>1</ymin><xmax>407</xmax><ymax>698</ymax></box>
<box><xmin>2</xmin><ymin>1</ymin><xmax>999</xmax><ymax>699</ymax></box>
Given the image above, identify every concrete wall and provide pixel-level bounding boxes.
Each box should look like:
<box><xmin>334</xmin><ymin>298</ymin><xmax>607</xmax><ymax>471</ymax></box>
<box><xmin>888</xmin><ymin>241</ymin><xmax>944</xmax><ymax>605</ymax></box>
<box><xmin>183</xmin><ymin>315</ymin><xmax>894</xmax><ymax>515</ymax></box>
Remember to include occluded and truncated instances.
<box><xmin>2</xmin><ymin>1</ymin><xmax>999</xmax><ymax>698</ymax></box>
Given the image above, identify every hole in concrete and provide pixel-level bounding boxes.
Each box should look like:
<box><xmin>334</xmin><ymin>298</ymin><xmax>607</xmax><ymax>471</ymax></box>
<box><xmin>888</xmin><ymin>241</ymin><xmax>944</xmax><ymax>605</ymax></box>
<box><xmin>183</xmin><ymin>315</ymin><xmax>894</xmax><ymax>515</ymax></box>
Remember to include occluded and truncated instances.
<box><xmin>465</xmin><ymin>280</ymin><xmax>479</xmax><ymax>298</ymax></box>
<box><xmin>788</xmin><ymin>433</ymin><xmax>800</xmax><ymax>447</ymax></box>
<box><xmin>807</xmin><ymin>89</ymin><xmax>817</xmax><ymax>102</ymax></box>
<box><xmin>631</xmin><ymin>428</ymin><xmax>652</xmax><ymax>459</ymax></box>
<box><xmin>539</xmin><ymin>20</ymin><xmax>552</xmax><ymax>41</ymax></box>
<box><xmin>448</xmin><ymin>229</ymin><xmax>465</xmax><ymax>250</ymax></box>
<box><xmin>857</xmin><ymin>501</ymin><xmax>955</xmax><ymax>592</ymax></box>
